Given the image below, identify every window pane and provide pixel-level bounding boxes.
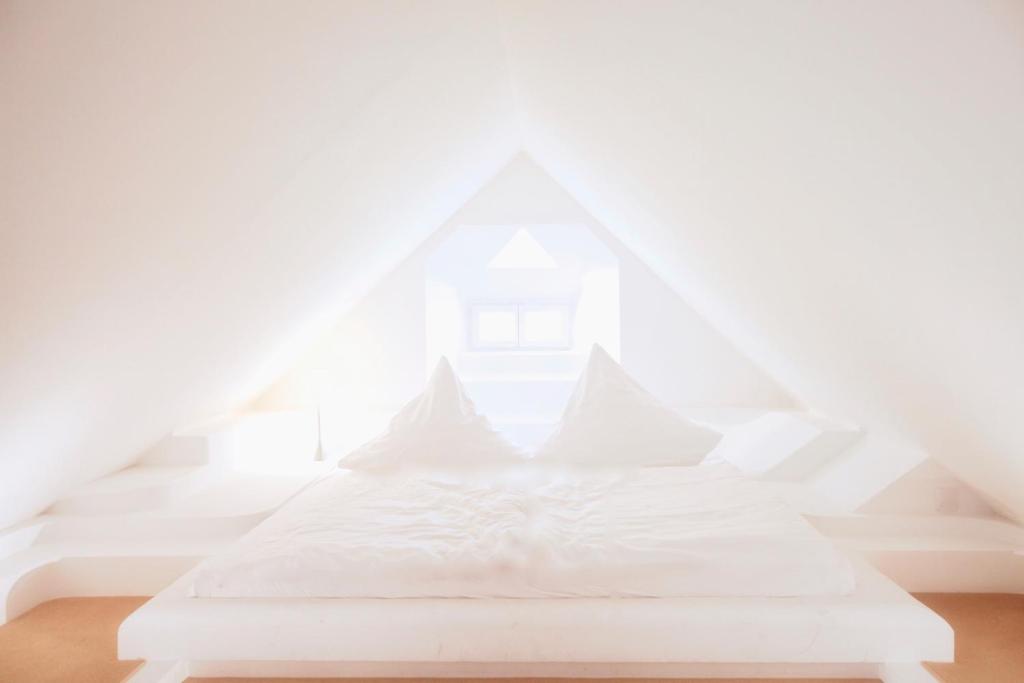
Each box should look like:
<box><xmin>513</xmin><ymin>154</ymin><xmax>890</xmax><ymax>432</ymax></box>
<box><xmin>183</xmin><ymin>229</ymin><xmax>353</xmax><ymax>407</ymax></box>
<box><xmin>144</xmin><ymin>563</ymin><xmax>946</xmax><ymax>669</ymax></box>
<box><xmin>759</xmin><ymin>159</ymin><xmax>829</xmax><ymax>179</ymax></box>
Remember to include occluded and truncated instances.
<box><xmin>520</xmin><ymin>307</ymin><xmax>569</xmax><ymax>347</ymax></box>
<box><xmin>475</xmin><ymin>309</ymin><xmax>517</xmax><ymax>346</ymax></box>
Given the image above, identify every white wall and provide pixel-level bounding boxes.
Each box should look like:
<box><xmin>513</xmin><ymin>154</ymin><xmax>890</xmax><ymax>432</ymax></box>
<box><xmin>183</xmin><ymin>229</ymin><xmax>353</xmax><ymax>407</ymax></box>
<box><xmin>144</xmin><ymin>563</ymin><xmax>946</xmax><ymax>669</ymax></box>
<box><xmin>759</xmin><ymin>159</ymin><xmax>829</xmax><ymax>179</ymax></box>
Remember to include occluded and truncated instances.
<box><xmin>500</xmin><ymin>0</ymin><xmax>1024</xmax><ymax>519</ymax></box>
<box><xmin>0</xmin><ymin>0</ymin><xmax>520</xmax><ymax>528</ymax></box>
<box><xmin>8</xmin><ymin>1</ymin><xmax>1016</xmax><ymax>526</ymax></box>
<box><xmin>258</xmin><ymin>155</ymin><xmax>796</xmax><ymax>453</ymax></box>
<box><xmin>618</xmin><ymin>229</ymin><xmax>800</xmax><ymax>419</ymax></box>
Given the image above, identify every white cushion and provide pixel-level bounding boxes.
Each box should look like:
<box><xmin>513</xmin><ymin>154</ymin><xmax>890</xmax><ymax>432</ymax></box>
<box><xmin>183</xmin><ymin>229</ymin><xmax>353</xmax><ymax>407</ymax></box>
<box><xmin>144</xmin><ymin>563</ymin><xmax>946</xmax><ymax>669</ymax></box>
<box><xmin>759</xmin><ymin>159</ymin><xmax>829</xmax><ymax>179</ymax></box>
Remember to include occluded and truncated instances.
<box><xmin>534</xmin><ymin>345</ymin><xmax>722</xmax><ymax>467</ymax></box>
<box><xmin>338</xmin><ymin>357</ymin><xmax>523</xmax><ymax>471</ymax></box>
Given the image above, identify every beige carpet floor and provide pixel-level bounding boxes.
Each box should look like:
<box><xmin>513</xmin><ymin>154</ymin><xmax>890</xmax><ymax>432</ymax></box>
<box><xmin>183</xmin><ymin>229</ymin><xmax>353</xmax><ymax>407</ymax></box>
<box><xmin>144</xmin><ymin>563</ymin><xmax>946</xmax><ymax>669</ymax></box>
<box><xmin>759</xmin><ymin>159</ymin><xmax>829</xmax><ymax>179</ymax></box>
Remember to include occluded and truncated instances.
<box><xmin>1</xmin><ymin>594</ymin><xmax>1022</xmax><ymax>682</ymax></box>
<box><xmin>917</xmin><ymin>593</ymin><xmax>1024</xmax><ymax>683</ymax></box>
<box><xmin>188</xmin><ymin>679</ymin><xmax>875</xmax><ymax>683</ymax></box>
<box><xmin>0</xmin><ymin>597</ymin><xmax>147</xmax><ymax>683</ymax></box>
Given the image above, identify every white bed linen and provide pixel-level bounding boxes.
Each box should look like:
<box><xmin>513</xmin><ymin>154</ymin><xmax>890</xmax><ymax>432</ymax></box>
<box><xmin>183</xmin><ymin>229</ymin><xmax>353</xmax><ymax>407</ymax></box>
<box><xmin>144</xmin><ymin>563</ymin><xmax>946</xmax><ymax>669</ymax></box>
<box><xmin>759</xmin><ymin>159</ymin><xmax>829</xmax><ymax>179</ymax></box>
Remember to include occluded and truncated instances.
<box><xmin>535</xmin><ymin>345</ymin><xmax>721</xmax><ymax>467</ymax></box>
<box><xmin>338</xmin><ymin>357</ymin><xmax>524</xmax><ymax>471</ymax></box>
<box><xmin>191</xmin><ymin>463</ymin><xmax>854</xmax><ymax>598</ymax></box>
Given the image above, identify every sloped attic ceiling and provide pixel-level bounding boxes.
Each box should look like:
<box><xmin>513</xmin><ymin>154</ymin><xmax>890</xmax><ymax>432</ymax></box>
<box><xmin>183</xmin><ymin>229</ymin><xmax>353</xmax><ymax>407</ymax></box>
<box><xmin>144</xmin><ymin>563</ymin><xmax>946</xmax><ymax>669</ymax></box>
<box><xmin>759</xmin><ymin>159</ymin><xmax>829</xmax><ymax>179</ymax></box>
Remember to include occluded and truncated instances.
<box><xmin>2</xmin><ymin>0</ymin><xmax>1023</xmax><ymax>526</ymax></box>
<box><xmin>0</xmin><ymin>0</ymin><xmax>520</xmax><ymax>528</ymax></box>
<box><xmin>500</xmin><ymin>0</ymin><xmax>1024</xmax><ymax>519</ymax></box>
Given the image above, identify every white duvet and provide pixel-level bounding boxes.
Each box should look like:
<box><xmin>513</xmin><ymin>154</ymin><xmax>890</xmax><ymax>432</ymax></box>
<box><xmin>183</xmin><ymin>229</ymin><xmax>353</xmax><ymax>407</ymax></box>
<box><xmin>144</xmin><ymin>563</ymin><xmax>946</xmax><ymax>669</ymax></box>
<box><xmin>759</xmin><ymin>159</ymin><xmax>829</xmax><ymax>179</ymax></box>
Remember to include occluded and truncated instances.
<box><xmin>191</xmin><ymin>463</ymin><xmax>855</xmax><ymax>599</ymax></box>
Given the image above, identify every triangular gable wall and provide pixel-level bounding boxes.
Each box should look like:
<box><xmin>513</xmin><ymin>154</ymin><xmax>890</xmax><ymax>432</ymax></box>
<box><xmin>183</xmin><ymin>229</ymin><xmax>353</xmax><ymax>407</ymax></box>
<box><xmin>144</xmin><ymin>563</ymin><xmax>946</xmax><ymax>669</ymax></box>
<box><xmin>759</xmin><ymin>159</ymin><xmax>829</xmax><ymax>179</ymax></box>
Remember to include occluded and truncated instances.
<box><xmin>255</xmin><ymin>154</ymin><xmax>798</xmax><ymax>456</ymax></box>
<box><xmin>257</xmin><ymin>153</ymin><xmax>994</xmax><ymax>520</ymax></box>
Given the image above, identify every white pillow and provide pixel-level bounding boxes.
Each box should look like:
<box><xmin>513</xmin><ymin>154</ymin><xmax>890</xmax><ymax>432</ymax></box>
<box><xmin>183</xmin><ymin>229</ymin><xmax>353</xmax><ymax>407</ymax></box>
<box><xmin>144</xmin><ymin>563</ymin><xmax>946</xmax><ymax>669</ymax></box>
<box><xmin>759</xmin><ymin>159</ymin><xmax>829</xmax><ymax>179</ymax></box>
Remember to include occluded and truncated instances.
<box><xmin>533</xmin><ymin>345</ymin><xmax>721</xmax><ymax>467</ymax></box>
<box><xmin>338</xmin><ymin>357</ymin><xmax>524</xmax><ymax>471</ymax></box>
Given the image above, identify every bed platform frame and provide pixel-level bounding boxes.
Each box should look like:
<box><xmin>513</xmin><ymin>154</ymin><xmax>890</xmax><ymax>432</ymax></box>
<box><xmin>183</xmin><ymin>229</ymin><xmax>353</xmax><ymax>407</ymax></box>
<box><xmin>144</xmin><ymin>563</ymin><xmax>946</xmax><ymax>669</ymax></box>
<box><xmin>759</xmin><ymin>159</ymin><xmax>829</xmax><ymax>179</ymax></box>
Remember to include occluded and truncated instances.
<box><xmin>119</xmin><ymin>557</ymin><xmax>952</xmax><ymax>683</ymax></box>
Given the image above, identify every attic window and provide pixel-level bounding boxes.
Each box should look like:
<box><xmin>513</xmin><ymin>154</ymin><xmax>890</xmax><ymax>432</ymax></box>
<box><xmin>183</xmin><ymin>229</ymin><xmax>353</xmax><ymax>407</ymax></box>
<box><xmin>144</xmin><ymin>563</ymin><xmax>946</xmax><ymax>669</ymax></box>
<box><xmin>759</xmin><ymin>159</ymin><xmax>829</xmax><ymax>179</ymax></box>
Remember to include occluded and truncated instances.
<box><xmin>470</xmin><ymin>303</ymin><xmax>571</xmax><ymax>351</ymax></box>
<box><xmin>472</xmin><ymin>305</ymin><xmax>518</xmax><ymax>348</ymax></box>
<box><xmin>486</xmin><ymin>229</ymin><xmax>557</xmax><ymax>270</ymax></box>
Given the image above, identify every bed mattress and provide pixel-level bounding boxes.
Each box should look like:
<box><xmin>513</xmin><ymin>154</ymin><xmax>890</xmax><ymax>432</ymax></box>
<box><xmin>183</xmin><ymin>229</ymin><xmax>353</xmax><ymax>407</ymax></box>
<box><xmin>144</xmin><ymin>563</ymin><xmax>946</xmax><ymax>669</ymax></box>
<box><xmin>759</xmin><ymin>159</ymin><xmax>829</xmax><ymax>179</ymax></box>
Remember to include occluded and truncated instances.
<box><xmin>191</xmin><ymin>463</ymin><xmax>855</xmax><ymax>598</ymax></box>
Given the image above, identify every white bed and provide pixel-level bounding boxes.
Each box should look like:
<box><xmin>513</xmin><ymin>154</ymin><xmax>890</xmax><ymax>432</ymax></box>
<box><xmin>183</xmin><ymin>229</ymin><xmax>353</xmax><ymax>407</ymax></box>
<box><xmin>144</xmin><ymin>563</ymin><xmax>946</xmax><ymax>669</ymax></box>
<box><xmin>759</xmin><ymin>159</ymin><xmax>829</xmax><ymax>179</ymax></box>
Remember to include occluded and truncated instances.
<box><xmin>121</xmin><ymin>555</ymin><xmax>950</xmax><ymax>681</ymax></box>
<box><xmin>190</xmin><ymin>463</ymin><xmax>854</xmax><ymax>599</ymax></box>
<box><xmin>119</xmin><ymin>356</ymin><xmax>953</xmax><ymax>681</ymax></box>
<box><xmin>120</xmin><ymin>464</ymin><xmax>952</xmax><ymax>682</ymax></box>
